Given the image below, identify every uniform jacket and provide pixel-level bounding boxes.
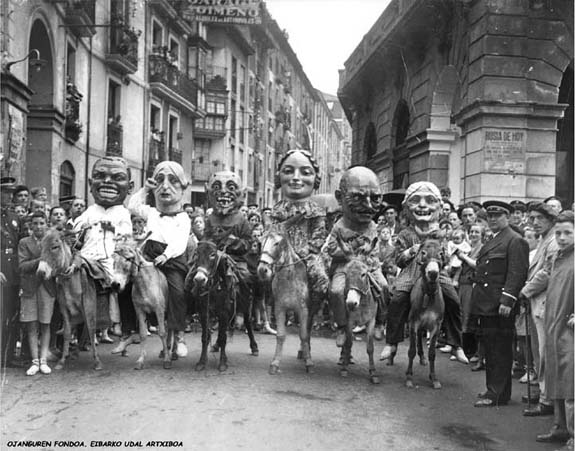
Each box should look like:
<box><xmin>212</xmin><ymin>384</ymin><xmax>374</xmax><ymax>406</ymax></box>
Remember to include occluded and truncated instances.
<box><xmin>471</xmin><ymin>225</ymin><xmax>529</xmax><ymax>316</ymax></box>
<box><xmin>1</xmin><ymin>209</ymin><xmax>21</xmax><ymax>286</ymax></box>
<box><xmin>18</xmin><ymin>236</ymin><xmax>56</xmax><ymax>298</ymax></box>
<box><xmin>520</xmin><ymin>229</ymin><xmax>558</xmax><ymax>319</ymax></box>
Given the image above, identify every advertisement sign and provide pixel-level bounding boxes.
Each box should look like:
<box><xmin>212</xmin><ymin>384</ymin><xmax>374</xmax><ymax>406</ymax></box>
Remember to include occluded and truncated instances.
<box><xmin>483</xmin><ymin>129</ymin><xmax>526</xmax><ymax>173</ymax></box>
<box><xmin>183</xmin><ymin>0</ymin><xmax>262</xmax><ymax>25</ymax></box>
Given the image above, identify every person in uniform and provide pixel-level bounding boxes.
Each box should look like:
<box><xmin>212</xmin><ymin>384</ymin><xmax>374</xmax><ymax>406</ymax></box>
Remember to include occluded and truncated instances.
<box><xmin>472</xmin><ymin>200</ymin><xmax>529</xmax><ymax>407</ymax></box>
<box><xmin>1</xmin><ymin>177</ymin><xmax>22</xmax><ymax>367</ymax></box>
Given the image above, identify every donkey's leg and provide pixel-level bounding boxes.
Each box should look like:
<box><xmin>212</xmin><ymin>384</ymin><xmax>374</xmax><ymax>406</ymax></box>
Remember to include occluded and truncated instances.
<box><xmin>366</xmin><ymin>317</ymin><xmax>379</xmax><ymax>384</ymax></box>
<box><xmin>195</xmin><ymin>302</ymin><xmax>210</xmax><ymax>371</ymax></box>
<box><xmin>429</xmin><ymin>326</ymin><xmax>441</xmax><ymax>389</ymax></box>
<box><xmin>298</xmin><ymin>306</ymin><xmax>314</xmax><ymax>373</ymax></box>
<box><xmin>243</xmin><ymin>304</ymin><xmax>259</xmax><ymax>357</ymax></box>
<box><xmin>55</xmin><ymin>309</ymin><xmax>71</xmax><ymax>371</ymax></box>
<box><xmin>340</xmin><ymin>325</ymin><xmax>353</xmax><ymax>377</ymax></box>
<box><xmin>217</xmin><ymin>312</ymin><xmax>228</xmax><ymax>372</ymax></box>
<box><xmin>156</xmin><ymin>308</ymin><xmax>170</xmax><ymax>369</ymax></box>
<box><xmin>269</xmin><ymin>307</ymin><xmax>286</xmax><ymax>375</ymax></box>
<box><xmin>134</xmin><ymin>307</ymin><xmax>147</xmax><ymax>370</ymax></box>
<box><xmin>406</xmin><ymin>325</ymin><xmax>417</xmax><ymax>388</ymax></box>
<box><xmin>87</xmin><ymin>287</ymin><xmax>102</xmax><ymax>371</ymax></box>
<box><xmin>418</xmin><ymin>328</ymin><xmax>428</xmax><ymax>366</ymax></box>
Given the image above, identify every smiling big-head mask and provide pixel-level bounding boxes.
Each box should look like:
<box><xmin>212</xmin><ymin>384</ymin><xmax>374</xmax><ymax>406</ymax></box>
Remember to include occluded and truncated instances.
<box><xmin>89</xmin><ymin>156</ymin><xmax>133</xmax><ymax>208</ymax></box>
<box><xmin>206</xmin><ymin>171</ymin><xmax>246</xmax><ymax>216</ymax></box>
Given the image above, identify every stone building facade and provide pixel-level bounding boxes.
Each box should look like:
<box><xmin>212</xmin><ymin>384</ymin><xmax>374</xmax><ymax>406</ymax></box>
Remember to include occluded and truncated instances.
<box><xmin>338</xmin><ymin>0</ymin><xmax>573</xmax><ymax>206</ymax></box>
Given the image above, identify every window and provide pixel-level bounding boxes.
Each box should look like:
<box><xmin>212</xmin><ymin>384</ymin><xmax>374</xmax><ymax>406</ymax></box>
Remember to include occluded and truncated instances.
<box><xmin>152</xmin><ymin>20</ymin><xmax>163</xmax><ymax>50</ymax></box>
<box><xmin>231</xmin><ymin>99</ymin><xmax>237</xmax><ymax>134</ymax></box>
<box><xmin>168</xmin><ymin>115</ymin><xmax>178</xmax><ymax>150</ymax></box>
<box><xmin>187</xmin><ymin>47</ymin><xmax>197</xmax><ymax>79</ymax></box>
<box><xmin>231</xmin><ymin>57</ymin><xmax>237</xmax><ymax>94</ymax></box>
<box><xmin>66</xmin><ymin>44</ymin><xmax>76</xmax><ymax>83</ymax></box>
<box><xmin>108</xmin><ymin>79</ymin><xmax>121</xmax><ymax>123</ymax></box>
<box><xmin>59</xmin><ymin>161</ymin><xmax>75</xmax><ymax>197</ymax></box>
<box><xmin>150</xmin><ymin>104</ymin><xmax>161</xmax><ymax>131</ymax></box>
<box><xmin>194</xmin><ymin>139</ymin><xmax>210</xmax><ymax>163</ymax></box>
<box><xmin>240</xmin><ymin>64</ymin><xmax>246</xmax><ymax>101</ymax></box>
<box><xmin>169</xmin><ymin>38</ymin><xmax>179</xmax><ymax>67</ymax></box>
<box><xmin>239</xmin><ymin>106</ymin><xmax>245</xmax><ymax>144</ymax></box>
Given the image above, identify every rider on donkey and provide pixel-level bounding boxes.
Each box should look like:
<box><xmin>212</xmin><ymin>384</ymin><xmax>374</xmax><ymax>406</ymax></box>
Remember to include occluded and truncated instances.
<box><xmin>71</xmin><ymin>156</ymin><xmax>134</xmax><ymax>339</ymax></box>
<box><xmin>202</xmin><ymin>170</ymin><xmax>253</xmax><ymax>328</ymax></box>
<box><xmin>380</xmin><ymin>181</ymin><xmax>469</xmax><ymax>364</ymax></box>
<box><xmin>128</xmin><ymin>161</ymin><xmax>191</xmax><ymax>358</ymax></box>
<box><xmin>270</xmin><ymin>149</ymin><xmax>329</xmax><ymax>318</ymax></box>
<box><xmin>326</xmin><ymin>166</ymin><xmax>387</xmax><ymax>347</ymax></box>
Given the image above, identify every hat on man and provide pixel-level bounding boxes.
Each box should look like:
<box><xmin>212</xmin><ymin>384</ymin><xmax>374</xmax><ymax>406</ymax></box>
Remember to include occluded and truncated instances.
<box><xmin>0</xmin><ymin>176</ymin><xmax>17</xmax><ymax>191</ymax></box>
<box><xmin>483</xmin><ymin>200</ymin><xmax>512</xmax><ymax>215</ymax></box>
<box><xmin>247</xmin><ymin>203</ymin><xmax>259</xmax><ymax>209</ymax></box>
<box><xmin>528</xmin><ymin>201</ymin><xmax>558</xmax><ymax>220</ymax></box>
<box><xmin>59</xmin><ymin>195</ymin><xmax>76</xmax><ymax>204</ymax></box>
<box><xmin>382</xmin><ymin>204</ymin><xmax>399</xmax><ymax>214</ymax></box>
<box><xmin>509</xmin><ymin>200</ymin><xmax>527</xmax><ymax>213</ymax></box>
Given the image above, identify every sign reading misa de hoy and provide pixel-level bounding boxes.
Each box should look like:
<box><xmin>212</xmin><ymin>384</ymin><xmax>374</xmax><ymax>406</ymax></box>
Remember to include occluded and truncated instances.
<box><xmin>483</xmin><ymin>129</ymin><xmax>526</xmax><ymax>173</ymax></box>
<box><xmin>183</xmin><ymin>0</ymin><xmax>262</xmax><ymax>25</ymax></box>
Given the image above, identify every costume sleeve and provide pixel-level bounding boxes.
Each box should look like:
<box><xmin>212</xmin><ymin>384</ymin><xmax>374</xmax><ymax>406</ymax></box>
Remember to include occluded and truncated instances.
<box><xmin>127</xmin><ymin>188</ymin><xmax>151</xmax><ymax>220</ymax></box>
<box><xmin>500</xmin><ymin>236</ymin><xmax>530</xmax><ymax>308</ymax></box>
<box><xmin>309</xmin><ymin>215</ymin><xmax>327</xmax><ymax>253</ymax></box>
<box><xmin>326</xmin><ymin>224</ymin><xmax>350</xmax><ymax>260</ymax></box>
<box><xmin>115</xmin><ymin>208</ymin><xmax>133</xmax><ymax>238</ymax></box>
<box><xmin>18</xmin><ymin>240</ymin><xmax>40</xmax><ymax>274</ymax></box>
<box><xmin>162</xmin><ymin>213</ymin><xmax>191</xmax><ymax>260</ymax></box>
<box><xmin>225</xmin><ymin>217</ymin><xmax>251</xmax><ymax>256</ymax></box>
<box><xmin>395</xmin><ymin>233</ymin><xmax>415</xmax><ymax>269</ymax></box>
<box><xmin>521</xmin><ymin>239</ymin><xmax>559</xmax><ymax>299</ymax></box>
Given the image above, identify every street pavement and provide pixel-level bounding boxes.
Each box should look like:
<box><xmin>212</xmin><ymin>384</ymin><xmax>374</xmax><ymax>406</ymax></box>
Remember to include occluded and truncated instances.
<box><xmin>1</xmin><ymin>327</ymin><xmax>559</xmax><ymax>451</ymax></box>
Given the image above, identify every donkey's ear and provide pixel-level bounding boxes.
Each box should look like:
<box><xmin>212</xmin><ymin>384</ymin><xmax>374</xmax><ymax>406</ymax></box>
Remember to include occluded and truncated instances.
<box><xmin>370</xmin><ymin>236</ymin><xmax>379</xmax><ymax>252</ymax></box>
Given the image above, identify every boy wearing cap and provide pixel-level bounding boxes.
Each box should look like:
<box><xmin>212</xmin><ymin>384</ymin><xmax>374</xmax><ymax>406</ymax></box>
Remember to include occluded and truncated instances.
<box><xmin>520</xmin><ymin>202</ymin><xmax>559</xmax><ymax>416</ymax></box>
<box><xmin>510</xmin><ymin>200</ymin><xmax>528</xmax><ymax>231</ymax></box>
<box><xmin>472</xmin><ymin>200</ymin><xmax>529</xmax><ymax>407</ymax></box>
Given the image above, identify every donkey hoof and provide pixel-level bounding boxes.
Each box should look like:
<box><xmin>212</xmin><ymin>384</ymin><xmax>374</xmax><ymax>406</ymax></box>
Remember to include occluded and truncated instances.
<box><xmin>370</xmin><ymin>375</ymin><xmax>381</xmax><ymax>385</ymax></box>
<box><xmin>163</xmin><ymin>360</ymin><xmax>172</xmax><ymax>370</ymax></box>
<box><xmin>340</xmin><ymin>369</ymin><xmax>348</xmax><ymax>378</ymax></box>
<box><xmin>158</xmin><ymin>350</ymin><xmax>165</xmax><ymax>359</ymax></box>
<box><xmin>297</xmin><ymin>350</ymin><xmax>303</xmax><ymax>360</ymax></box>
<box><xmin>54</xmin><ymin>362</ymin><xmax>64</xmax><ymax>371</ymax></box>
<box><xmin>406</xmin><ymin>380</ymin><xmax>415</xmax><ymax>389</ymax></box>
<box><xmin>432</xmin><ymin>381</ymin><xmax>442</xmax><ymax>390</ymax></box>
<box><xmin>218</xmin><ymin>364</ymin><xmax>228</xmax><ymax>372</ymax></box>
<box><xmin>251</xmin><ymin>349</ymin><xmax>259</xmax><ymax>357</ymax></box>
<box><xmin>134</xmin><ymin>361</ymin><xmax>144</xmax><ymax>370</ymax></box>
<box><xmin>195</xmin><ymin>362</ymin><xmax>206</xmax><ymax>372</ymax></box>
<box><xmin>306</xmin><ymin>364</ymin><xmax>315</xmax><ymax>374</ymax></box>
<box><xmin>269</xmin><ymin>364</ymin><xmax>280</xmax><ymax>375</ymax></box>
<box><xmin>419</xmin><ymin>358</ymin><xmax>428</xmax><ymax>366</ymax></box>
<box><xmin>93</xmin><ymin>362</ymin><xmax>103</xmax><ymax>371</ymax></box>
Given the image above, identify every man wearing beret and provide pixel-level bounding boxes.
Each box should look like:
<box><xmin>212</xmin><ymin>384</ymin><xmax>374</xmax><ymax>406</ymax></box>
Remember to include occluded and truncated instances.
<box><xmin>472</xmin><ymin>200</ymin><xmax>529</xmax><ymax>407</ymax></box>
<box><xmin>0</xmin><ymin>177</ymin><xmax>22</xmax><ymax>367</ymax></box>
<box><xmin>520</xmin><ymin>202</ymin><xmax>559</xmax><ymax>416</ymax></box>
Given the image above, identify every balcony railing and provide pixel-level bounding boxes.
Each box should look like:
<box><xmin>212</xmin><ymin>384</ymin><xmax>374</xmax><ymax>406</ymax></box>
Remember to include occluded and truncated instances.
<box><xmin>206</xmin><ymin>65</ymin><xmax>227</xmax><ymax>90</ymax></box>
<box><xmin>106</xmin><ymin>121</ymin><xmax>123</xmax><ymax>156</ymax></box>
<box><xmin>191</xmin><ymin>161</ymin><xmax>212</xmax><ymax>181</ymax></box>
<box><xmin>65</xmin><ymin>80</ymin><xmax>83</xmax><ymax>143</ymax></box>
<box><xmin>64</xmin><ymin>0</ymin><xmax>96</xmax><ymax>37</ymax></box>
<box><xmin>106</xmin><ymin>16</ymin><xmax>140</xmax><ymax>74</ymax></box>
<box><xmin>149</xmin><ymin>54</ymin><xmax>199</xmax><ymax>115</ymax></box>
<box><xmin>169</xmin><ymin>147</ymin><xmax>182</xmax><ymax>164</ymax></box>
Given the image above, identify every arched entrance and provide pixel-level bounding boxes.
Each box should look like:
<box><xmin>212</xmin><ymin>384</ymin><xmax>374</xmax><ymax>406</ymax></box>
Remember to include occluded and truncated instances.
<box><xmin>391</xmin><ymin>100</ymin><xmax>410</xmax><ymax>189</ymax></box>
<box><xmin>556</xmin><ymin>64</ymin><xmax>574</xmax><ymax>207</ymax></box>
<box><xmin>26</xmin><ymin>18</ymin><xmax>62</xmax><ymax>202</ymax></box>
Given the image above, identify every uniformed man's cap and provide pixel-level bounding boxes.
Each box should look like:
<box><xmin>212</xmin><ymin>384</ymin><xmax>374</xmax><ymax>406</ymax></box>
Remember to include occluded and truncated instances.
<box><xmin>0</xmin><ymin>177</ymin><xmax>17</xmax><ymax>191</ymax></box>
<box><xmin>483</xmin><ymin>200</ymin><xmax>512</xmax><ymax>215</ymax></box>
<box><xmin>509</xmin><ymin>200</ymin><xmax>527</xmax><ymax>213</ymax></box>
<box><xmin>59</xmin><ymin>195</ymin><xmax>77</xmax><ymax>204</ymax></box>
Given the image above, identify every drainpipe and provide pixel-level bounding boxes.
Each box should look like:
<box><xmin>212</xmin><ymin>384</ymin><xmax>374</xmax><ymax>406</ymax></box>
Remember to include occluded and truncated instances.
<box><xmin>84</xmin><ymin>36</ymin><xmax>93</xmax><ymax>201</ymax></box>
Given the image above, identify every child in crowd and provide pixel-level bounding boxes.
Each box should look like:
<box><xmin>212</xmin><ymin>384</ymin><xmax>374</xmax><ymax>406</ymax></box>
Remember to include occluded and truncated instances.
<box><xmin>446</xmin><ymin>227</ymin><xmax>471</xmax><ymax>288</ymax></box>
<box><xmin>18</xmin><ymin>212</ymin><xmax>56</xmax><ymax>375</ymax></box>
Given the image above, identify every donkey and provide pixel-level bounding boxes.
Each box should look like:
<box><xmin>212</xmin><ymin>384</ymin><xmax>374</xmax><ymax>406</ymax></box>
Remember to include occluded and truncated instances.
<box><xmin>258</xmin><ymin>226</ymin><xmax>319</xmax><ymax>375</ymax></box>
<box><xmin>405</xmin><ymin>238</ymin><xmax>446</xmax><ymax>389</ymax></box>
<box><xmin>111</xmin><ymin>240</ymin><xmax>171</xmax><ymax>369</ymax></box>
<box><xmin>37</xmin><ymin>228</ymin><xmax>101</xmax><ymax>370</ymax></box>
<box><xmin>189</xmin><ymin>240</ymin><xmax>258</xmax><ymax>372</ymax></box>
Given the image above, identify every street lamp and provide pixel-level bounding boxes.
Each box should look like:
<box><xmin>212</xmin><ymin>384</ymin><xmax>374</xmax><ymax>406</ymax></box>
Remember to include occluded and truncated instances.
<box><xmin>2</xmin><ymin>49</ymin><xmax>47</xmax><ymax>73</ymax></box>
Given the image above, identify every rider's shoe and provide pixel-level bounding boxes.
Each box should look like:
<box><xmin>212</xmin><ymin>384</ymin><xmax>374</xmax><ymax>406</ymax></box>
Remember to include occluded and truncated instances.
<box><xmin>380</xmin><ymin>344</ymin><xmax>397</xmax><ymax>361</ymax></box>
<box><xmin>453</xmin><ymin>347</ymin><xmax>469</xmax><ymax>364</ymax></box>
<box><xmin>335</xmin><ymin>329</ymin><xmax>346</xmax><ymax>348</ymax></box>
<box><xmin>176</xmin><ymin>340</ymin><xmax>188</xmax><ymax>358</ymax></box>
<box><xmin>439</xmin><ymin>344</ymin><xmax>453</xmax><ymax>353</ymax></box>
<box><xmin>263</xmin><ymin>322</ymin><xmax>277</xmax><ymax>335</ymax></box>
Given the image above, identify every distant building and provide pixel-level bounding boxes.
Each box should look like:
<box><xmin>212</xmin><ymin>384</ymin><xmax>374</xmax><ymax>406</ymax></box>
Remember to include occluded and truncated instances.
<box><xmin>338</xmin><ymin>0</ymin><xmax>573</xmax><ymax>205</ymax></box>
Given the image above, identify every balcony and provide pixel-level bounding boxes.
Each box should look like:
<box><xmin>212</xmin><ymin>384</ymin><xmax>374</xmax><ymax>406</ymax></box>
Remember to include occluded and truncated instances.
<box><xmin>169</xmin><ymin>147</ymin><xmax>182</xmax><ymax>164</ymax></box>
<box><xmin>149</xmin><ymin>135</ymin><xmax>166</xmax><ymax>161</ymax></box>
<box><xmin>106</xmin><ymin>18</ymin><xmax>140</xmax><ymax>75</ymax></box>
<box><xmin>106</xmin><ymin>120</ymin><xmax>123</xmax><ymax>156</ymax></box>
<box><xmin>64</xmin><ymin>0</ymin><xmax>96</xmax><ymax>37</ymax></box>
<box><xmin>149</xmin><ymin>54</ymin><xmax>200</xmax><ymax>117</ymax></box>
<box><xmin>64</xmin><ymin>80</ymin><xmax>83</xmax><ymax>143</ymax></box>
<box><xmin>206</xmin><ymin>66</ymin><xmax>228</xmax><ymax>91</ymax></box>
<box><xmin>191</xmin><ymin>161</ymin><xmax>213</xmax><ymax>181</ymax></box>
<box><xmin>194</xmin><ymin>116</ymin><xmax>226</xmax><ymax>140</ymax></box>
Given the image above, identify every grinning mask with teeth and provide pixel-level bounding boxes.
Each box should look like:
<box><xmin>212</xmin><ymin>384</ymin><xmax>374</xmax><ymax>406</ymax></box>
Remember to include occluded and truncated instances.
<box><xmin>207</xmin><ymin>171</ymin><xmax>246</xmax><ymax>216</ymax></box>
<box><xmin>337</xmin><ymin>166</ymin><xmax>382</xmax><ymax>227</ymax></box>
<box><xmin>89</xmin><ymin>157</ymin><xmax>133</xmax><ymax>208</ymax></box>
<box><xmin>403</xmin><ymin>181</ymin><xmax>441</xmax><ymax>226</ymax></box>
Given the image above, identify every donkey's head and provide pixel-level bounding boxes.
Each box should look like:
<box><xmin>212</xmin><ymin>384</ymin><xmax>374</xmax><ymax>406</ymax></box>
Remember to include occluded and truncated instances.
<box><xmin>417</xmin><ymin>239</ymin><xmax>446</xmax><ymax>284</ymax></box>
<box><xmin>257</xmin><ymin>227</ymin><xmax>285</xmax><ymax>282</ymax></box>
<box><xmin>194</xmin><ymin>240</ymin><xmax>221</xmax><ymax>288</ymax></box>
<box><xmin>37</xmin><ymin>228</ymin><xmax>72</xmax><ymax>280</ymax></box>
